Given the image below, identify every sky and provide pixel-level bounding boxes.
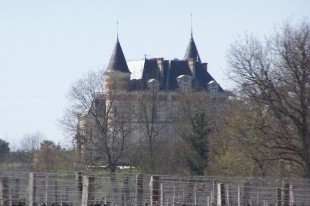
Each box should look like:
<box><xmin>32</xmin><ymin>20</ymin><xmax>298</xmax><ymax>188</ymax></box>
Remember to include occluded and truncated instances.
<box><xmin>0</xmin><ymin>0</ymin><xmax>309</xmax><ymax>149</ymax></box>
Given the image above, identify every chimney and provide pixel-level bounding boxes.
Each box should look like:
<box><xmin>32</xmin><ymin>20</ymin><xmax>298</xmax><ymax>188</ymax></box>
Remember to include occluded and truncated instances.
<box><xmin>157</xmin><ymin>58</ymin><xmax>164</xmax><ymax>78</ymax></box>
<box><xmin>188</xmin><ymin>58</ymin><xmax>195</xmax><ymax>78</ymax></box>
<box><xmin>202</xmin><ymin>63</ymin><xmax>208</xmax><ymax>71</ymax></box>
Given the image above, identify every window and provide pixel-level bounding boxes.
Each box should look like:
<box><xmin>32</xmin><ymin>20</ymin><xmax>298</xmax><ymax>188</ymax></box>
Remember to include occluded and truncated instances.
<box><xmin>177</xmin><ymin>75</ymin><xmax>192</xmax><ymax>93</ymax></box>
<box><xmin>113</xmin><ymin>106</ymin><xmax>118</xmax><ymax>117</ymax></box>
<box><xmin>147</xmin><ymin>79</ymin><xmax>159</xmax><ymax>93</ymax></box>
<box><xmin>208</xmin><ymin>80</ymin><xmax>219</xmax><ymax>99</ymax></box>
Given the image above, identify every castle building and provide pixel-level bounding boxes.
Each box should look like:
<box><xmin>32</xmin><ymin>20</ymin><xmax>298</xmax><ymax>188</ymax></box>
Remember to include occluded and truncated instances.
<box><xmin>77</xmin><ymin>32</ymin><xmax>228</xmax><ymax>166</ymax></box>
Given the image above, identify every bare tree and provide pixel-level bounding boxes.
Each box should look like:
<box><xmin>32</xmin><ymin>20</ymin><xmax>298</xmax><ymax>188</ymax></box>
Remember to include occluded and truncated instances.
<box><xmin>215</xmin><ymin>97</ymin><xmax>272</xmax><ymax>176</ymax></box>
<box><xmin>7</xmin><ymin>132</ymin><xmax>46</xmax><ymax>169</ymax></box>
<box><xmin>132</xmin><ymin>80</ymin><xmax>169</xmax><ymax>172</ymax></box>
<box><xmin>61</xmin><ymin>70</ymin><xmax>104</xmax><ymax>136</ymax></box>
<box><xmin>19</xmin><ymin>131</ymin><xmax>44</xmax><ymax>152</ymax></box>
<box><xmin>61</xmin><ymin>70</ymin><xmax>133</xmax><ymax>172</ymax></box>
<box><xmin>227</xmin><ymin>19</ymin><xmax>310</xmax><ymax>177</ymax></box>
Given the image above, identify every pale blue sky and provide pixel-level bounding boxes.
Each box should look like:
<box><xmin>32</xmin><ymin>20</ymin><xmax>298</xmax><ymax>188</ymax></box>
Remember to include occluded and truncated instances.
<box><xmin>0</xmin><ymin>0</ymin><xmax>309</xmax><ymax>148</ymax></box>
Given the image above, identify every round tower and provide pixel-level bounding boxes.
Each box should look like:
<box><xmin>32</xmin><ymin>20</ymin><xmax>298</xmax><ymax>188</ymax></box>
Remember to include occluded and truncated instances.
<box><xmin>104</xmin><ymin>38</ymin><xmax>131</xmax><ymax>93</ymax></box>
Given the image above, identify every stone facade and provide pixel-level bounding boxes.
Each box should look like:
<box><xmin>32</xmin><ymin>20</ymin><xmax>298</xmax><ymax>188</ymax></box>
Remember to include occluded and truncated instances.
<box><xmin>76</xmin><ymin>34</ymin><xmax>229</xmax><ymax>166</ymax></box>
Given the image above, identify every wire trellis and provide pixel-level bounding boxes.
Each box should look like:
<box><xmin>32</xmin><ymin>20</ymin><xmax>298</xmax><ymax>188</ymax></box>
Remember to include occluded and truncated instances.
<box><xmin>0</xmin><ymin>170</ymin><xmax>310</xmax><ymax>206</ymax></box>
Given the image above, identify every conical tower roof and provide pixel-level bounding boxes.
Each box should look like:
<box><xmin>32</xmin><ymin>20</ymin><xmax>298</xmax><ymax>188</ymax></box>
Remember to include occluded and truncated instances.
<box><xmin>106</xmin><ymin>38</ymin><xmax>130</xmax><ymax>73</ymax></box>
<box><xmin>184</xmin><ymin>34</ymin><xmax>201</xmax><ymax>62</ymax></box>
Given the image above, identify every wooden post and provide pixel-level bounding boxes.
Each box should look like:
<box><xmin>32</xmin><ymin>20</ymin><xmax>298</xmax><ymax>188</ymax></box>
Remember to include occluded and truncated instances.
<box><xmin>212</xmin><ymin>180</ymin><xmax>215</xmax><ymax>205</ymax></box>
<box><xmin>210</xmin><ymin>190</ymin><xmax>214</xmax><ymax>206</ymax></box>
<box><xmin>281</xmin><ymin>181</ymin><xmax>289</xmax><ymax>206</ymax></box>
<box><xmin>54</xmin><ymin>179</ymin><xmax>58</xmax><ymax>204</ymax></box>
<box><xmin>172</xmin><ymin>179</ymin><xmax>179</xmax><ymax>205</ymax></box>
<box><xmin>89</xmin><ymin>175</ymin><xmax>95</xmax><ymax>205</ymax></box>
<box><xmin>110</xmin><ymin>173</ymin><xmax>119</xmax><ymax>205</ymax></box>
<box><xmin>149</xmin><ymin>175</ymin><xmax>160</xmax><ymax>206</ymax></box>
<box><xmin>276</xmin><ymin>188</ymin><xmax>281</xmax><ymax>206</ymax></box>
<box><xmin>194</xmin><ymin>185</ymin><xmax>197</xmax><ymax>206</ymax></box>
<box><xmin>45</xmin><ymin>174</ymin><xmax>54</xmax><ymax>205</ymax></box>
<box><xmin>237</xmin><ymin>186</ymin><xmax>241</xmax><ymax>206</ymax></box>
<box><xmin>172</xmin><ymin>181</ymin><xmax>176</xmax><ymax>205</ymax></box>
<box><xmin>217</xmin><ymin>183</ymin><xmax>225</xmax><ymax>206</ymax></box>
<box><xmin>0</xmin><ymin>178</ymin><xmax>2</xmax><ymax>205</ymax></box>
<box><xmin>81</xmin><ymin>175</ymin><xmax>95</xmax><ymax>206</ymax></box>
<box><xmin>217</xmin><ymin>183</ymin><xmax>221</xmax><ymax>206</ymax></box>
<box><xmin>75</xmin><ymin>171</ymin><xmax>83</xmax><ymax>205</ymax></box>
<box><xmin>121</xmin><ymin>187</ymin><xmax>125</xmax><ymax>206</ymax></box>
<box><xmin>12</xmin><ymin>178</ymin><xmax>20</xmax><ymax>205</ymax></box>
<box><xmin>45</xmin><ymin>176</ymin><xmax>48</xmax><ymax>206</ymax></box>
<box><xmin>184</xmin><ymin>181</ymin><xmax>194</xmax><ymax>205</ymax></box>
<box><xmin>123</xmin><ymin>176</ymin><xmax>130</xmax><ymax>206</ymax></box>
<box><xmin>289</xmin><ymin>185</ymin><xmax>294</xmax><ymax>206</ymax></box>
<box><xmin>135</xmin><ymin>173</ymin><xmax>144</xmax><ymax>206</ymax></box>
<box><xmin>241</xmin><ymin>181</ymin><xmax>250</xmax><ymax>206</ymax></box>
<box><xmin>160</xmin><ymin>183</ymin><xmax>164</xmax><ymax>206</ymax></box>
<box><xmin>1</xmin><ymin>177</ymin><xmax>10</xmax><ymax>206</ymax></box>
<box><xmin>28</xmin><ymin>172</ymin><xmax>36</xmax><ymax>206</ymax></box>
<box><xmin>65</xmin><ymin>186</ymin><xmax>69</xmax><ymax>202</ymax></box>
<box><xmin>226</xmin><ymin>184</ymin><xmax>230</xmax><ymax>206</ymax></box>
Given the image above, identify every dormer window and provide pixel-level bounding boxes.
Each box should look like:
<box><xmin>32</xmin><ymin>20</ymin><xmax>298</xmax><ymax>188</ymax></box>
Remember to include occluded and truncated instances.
<box><xmin>208</xmin><ymin>80</ymin><xmax>219</xmax><ymax>98</ymax></box>
<box><xmin>147</xmin><ymin>79</ymin><xmax>159</xmax><ymax>93</ymax></box>
<box><xmin>177</xmin><ymin>75</ymin><xmax>193</xmax><ymax>93</ymax></box>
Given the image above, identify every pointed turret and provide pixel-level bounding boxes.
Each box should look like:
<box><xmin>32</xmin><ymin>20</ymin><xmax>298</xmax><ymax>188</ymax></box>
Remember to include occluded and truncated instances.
<box><xmin>105</xmin><ymin>38</ymin><xmax>130</xmax><ymax>73</ymax></box>
<box><xmin>104</xmin><ymin>37</ymin><xmax>131</xmax><ymax>92</ymax></box>
<box><xmin>184</xmin><ymin>34</ymin><xmax>201</xmax><ymax>62</ymax></box>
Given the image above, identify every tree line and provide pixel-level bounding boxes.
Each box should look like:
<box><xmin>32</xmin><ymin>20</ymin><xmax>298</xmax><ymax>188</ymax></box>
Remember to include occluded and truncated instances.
<box><xmin>0</xmin><ymin>133</ymin><xmax>74</xmax><ymax>171</ymax></box>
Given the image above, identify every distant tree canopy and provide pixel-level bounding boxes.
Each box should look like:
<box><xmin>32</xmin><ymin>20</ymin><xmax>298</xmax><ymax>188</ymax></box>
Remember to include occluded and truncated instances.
<box><xmin>0</xmin><ymin>138</ymin><xmax>10</xmax><ymax>161</ymax></box>
<box><xmin>34</xmin><ymin>140</ymin><xmax>74</xmax><ymax>171</ymax></box>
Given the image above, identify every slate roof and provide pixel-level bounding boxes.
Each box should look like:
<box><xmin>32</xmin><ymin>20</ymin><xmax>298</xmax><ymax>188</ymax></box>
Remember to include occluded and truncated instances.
<box><xmin>184</xmin><ymin>34</ymin><xmax>201</xmax><ymax>62</ymax></box>
<box><xmin>105</xmin><ymin>38</ymin><xmax>131</xmax><ymax>73</ymax></box>
<box><xmin>105</xmin><ymin>35</ymin><xmax>224</xmax><ymax>93</ymax></box>
<box><xmin>128</xmin><ymin>59</ymin><xmax>224</xmax><ymax>92</ymax></box>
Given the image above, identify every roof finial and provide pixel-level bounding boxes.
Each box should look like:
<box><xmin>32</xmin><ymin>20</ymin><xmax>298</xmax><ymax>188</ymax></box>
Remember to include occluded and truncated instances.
<box><xmin>191</xmin><ymin>13</ymin><xmax>193</xmax><ymax>38</ymax></box>
<box><xmin>117</xmin><ymin>20</ymin><xmax>119</xmax><ymax>40</ymax></box>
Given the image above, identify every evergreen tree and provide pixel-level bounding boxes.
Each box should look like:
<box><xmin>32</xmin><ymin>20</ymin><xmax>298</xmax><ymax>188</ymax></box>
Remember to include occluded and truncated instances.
<box><xmin>0</xmin><ymin>139</ymin><xmax>10</xmax><ymax>162</ymax></box>
<box><xmin>183</xmin><ymin>112</ymin><xmax>211</xmax><ymax>175</ymax></box>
